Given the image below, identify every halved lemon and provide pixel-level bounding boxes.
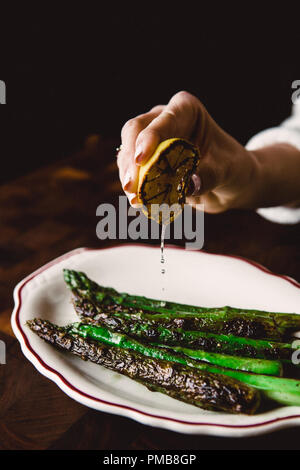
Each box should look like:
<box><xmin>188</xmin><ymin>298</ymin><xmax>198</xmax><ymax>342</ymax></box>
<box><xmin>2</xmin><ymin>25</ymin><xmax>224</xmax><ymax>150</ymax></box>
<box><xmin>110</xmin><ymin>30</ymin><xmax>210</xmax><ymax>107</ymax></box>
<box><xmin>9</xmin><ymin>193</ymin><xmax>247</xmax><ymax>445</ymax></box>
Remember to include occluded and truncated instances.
<box><xmin>137</xmin><ymin>138</ymin><xmax>199</xmax><ymax>224</ymax></box>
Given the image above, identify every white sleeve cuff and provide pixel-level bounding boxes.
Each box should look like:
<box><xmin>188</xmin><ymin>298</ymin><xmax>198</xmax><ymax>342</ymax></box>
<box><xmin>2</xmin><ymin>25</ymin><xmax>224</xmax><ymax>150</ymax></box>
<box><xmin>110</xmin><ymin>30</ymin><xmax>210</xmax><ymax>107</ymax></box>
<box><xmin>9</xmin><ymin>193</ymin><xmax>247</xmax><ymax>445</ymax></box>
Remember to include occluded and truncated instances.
<box><xmin>246</xmin><ymin>125</ymin><xmax>300</xmax><ymax>225</ymax></box>
<box><xmin>256</xmin><ymin>206</ymin><xmax>300</xmax><ymax>225</ymax></box>
<box><xmin>246</xmin><ymin>127</ymin><xmax>300</xmax><ymax>153</ymax></box>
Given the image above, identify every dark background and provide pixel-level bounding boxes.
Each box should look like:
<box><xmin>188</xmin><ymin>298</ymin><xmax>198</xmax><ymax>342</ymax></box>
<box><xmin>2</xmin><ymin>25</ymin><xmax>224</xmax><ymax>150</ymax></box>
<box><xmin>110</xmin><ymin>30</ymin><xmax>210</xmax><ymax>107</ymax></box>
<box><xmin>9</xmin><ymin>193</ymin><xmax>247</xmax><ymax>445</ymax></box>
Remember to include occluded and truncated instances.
<box><xmin>0</xmin><ymin>7</ymin><xmax>298</xmax><ymax>184</ymax></box>
<box><xmin>1</xmin><ymin>8</ymin><xmax>300</xmax><ymax>452</ymax></box>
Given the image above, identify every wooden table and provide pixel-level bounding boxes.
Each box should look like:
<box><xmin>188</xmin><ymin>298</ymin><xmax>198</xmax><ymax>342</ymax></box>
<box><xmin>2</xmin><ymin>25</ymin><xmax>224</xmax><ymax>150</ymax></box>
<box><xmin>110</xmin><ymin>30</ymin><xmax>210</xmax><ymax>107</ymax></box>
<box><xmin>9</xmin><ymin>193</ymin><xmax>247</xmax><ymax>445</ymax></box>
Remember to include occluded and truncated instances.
<box><xmin>1</xmin><ymin>135</ymin><xmax>300</xmax><ymax>450</ymax></box>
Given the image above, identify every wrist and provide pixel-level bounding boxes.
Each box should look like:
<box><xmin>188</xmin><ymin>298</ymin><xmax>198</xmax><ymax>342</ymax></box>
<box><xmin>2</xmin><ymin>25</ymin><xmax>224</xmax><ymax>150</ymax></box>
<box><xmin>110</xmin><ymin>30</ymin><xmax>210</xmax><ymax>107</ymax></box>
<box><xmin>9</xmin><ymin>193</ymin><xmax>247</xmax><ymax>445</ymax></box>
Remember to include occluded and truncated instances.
<box><xmin>226</xmin><ymin>148</ymin><xmax>262</xmax><ymax>210</ymax></box>
<box><xmin>251</xmin><ymin>143</ymin><xmax>300</xmax><ymax>208</ymax></box>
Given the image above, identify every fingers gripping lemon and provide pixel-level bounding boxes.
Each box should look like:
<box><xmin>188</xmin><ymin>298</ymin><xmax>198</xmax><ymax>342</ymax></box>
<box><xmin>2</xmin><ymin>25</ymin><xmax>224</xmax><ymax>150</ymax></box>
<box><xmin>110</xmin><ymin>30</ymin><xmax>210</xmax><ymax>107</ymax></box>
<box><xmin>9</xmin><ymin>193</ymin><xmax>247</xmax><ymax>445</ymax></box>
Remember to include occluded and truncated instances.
<box><xmin>137</xmin><ymin>138</ymin><xmax>200</xmax><ymax>224</ymax></box>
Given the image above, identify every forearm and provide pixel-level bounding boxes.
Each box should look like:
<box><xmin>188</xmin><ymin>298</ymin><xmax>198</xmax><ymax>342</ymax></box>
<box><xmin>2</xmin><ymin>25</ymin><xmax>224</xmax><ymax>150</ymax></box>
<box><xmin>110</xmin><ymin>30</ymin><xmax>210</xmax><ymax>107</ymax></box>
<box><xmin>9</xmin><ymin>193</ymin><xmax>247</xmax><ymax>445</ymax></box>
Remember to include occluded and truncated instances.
<box><xmin>251</xmin><ymin>143</ymin><xmax>300</xmax><ymax>209</ymax></box>
<box><xmin>231</xmin><ymin>143</ymin><xmax>300</xmax><ymax>210</ymax></box>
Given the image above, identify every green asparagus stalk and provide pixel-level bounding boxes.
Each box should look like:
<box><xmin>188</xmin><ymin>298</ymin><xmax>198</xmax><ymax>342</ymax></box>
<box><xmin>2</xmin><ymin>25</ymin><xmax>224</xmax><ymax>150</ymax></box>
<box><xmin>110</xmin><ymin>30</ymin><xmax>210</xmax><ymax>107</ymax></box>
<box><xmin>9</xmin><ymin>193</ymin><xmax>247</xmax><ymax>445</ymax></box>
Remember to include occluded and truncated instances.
<box><xmin>64</xmin><ymin>269</ymin><xmax>300</xmax><ymax>340</ymax></box>
<box><xmin>73</xmin><ymin>295</ymin><xmax>299</xmax><ymax>363</ymax></box>
<box><xmin>69</xmin><ymin>322</ymin><xmax>282</xmax><ymax>376</ymax></box>
<box><xmin>27</xmin><ymin>318</ymin><xmax>260</xmax><ymax>414</ymax></box>
<box><xmin>68</xmin><ymin>321</ymin><xmax>300</xmax><ymax>406</ymax></box>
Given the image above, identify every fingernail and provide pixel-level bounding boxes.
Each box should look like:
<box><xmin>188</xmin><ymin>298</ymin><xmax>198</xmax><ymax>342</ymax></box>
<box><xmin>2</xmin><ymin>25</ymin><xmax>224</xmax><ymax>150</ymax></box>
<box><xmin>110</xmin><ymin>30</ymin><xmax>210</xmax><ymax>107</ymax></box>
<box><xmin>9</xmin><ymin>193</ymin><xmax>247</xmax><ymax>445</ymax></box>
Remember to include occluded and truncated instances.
<box><xmin>191</xmin><ymin>174</ymin><xmax>201</xmax><ymax>195</ymax></box>
<box><xmin>123</xmin><ymin>170</ymin><xmax>132</xmax><ymax>190</ymax></box>
<box><xmin>134</xmin><ymin>144</ymin><xmax>143</xmax><ymax>164</ymax></box>
<box><xmin>127</xmin><ymin>193</ymin><xmax>142</xmax><ymax>208</ymax></box>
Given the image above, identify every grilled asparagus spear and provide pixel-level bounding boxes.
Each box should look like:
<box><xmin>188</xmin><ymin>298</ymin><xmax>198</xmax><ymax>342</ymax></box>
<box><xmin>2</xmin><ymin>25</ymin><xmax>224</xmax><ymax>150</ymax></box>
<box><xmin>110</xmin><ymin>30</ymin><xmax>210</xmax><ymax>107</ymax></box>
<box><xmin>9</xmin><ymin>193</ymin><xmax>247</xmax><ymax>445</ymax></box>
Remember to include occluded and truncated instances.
<box><xmin>73</xmin><ymin>296</ymin><xmax>298</xmax><ymax>363</ymax></box>
<box><xmin>27</xmin><ymin>318</ymin><xmax>260</xmax><ymax>414</ymax></box>
<box><xmin>64</xmin><ymin>269</ymin><xmax>300</xmax><ymax>340</ymax></box>
<box><xmin>71</xmin><ymin>323</ymin><xmax>300</xmax><ymax>406</ymax></box>
<box><xmin>69</xmin><ymin>322</ymin><xmax>282</xmax><ymax>375</ymax></box>
<box><xmin>27</xmin><ymin>318</ymin><xmax>300</xmax><ymax>407</ymax></box>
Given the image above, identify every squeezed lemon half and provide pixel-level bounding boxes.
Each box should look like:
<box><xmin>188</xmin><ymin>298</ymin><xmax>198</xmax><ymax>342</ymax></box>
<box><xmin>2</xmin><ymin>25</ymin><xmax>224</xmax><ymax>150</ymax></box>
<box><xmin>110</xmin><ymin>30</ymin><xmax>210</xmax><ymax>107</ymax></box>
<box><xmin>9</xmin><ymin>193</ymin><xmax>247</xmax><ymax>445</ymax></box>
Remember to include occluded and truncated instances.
<box><xmin>137</xmin><ymin>138</ymin><xmax>199</xmax><ymax>224</ymax></box>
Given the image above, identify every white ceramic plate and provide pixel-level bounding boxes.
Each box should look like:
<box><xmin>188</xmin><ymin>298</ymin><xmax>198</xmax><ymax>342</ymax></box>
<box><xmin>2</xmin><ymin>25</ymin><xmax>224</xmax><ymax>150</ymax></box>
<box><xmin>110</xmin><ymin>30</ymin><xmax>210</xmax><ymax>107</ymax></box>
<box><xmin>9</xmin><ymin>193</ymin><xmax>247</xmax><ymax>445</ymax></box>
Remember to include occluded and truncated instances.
<box><xmin>11</xmin><ymin>244</ymin><xmax>300</xmax><ymax>437</ymax></box>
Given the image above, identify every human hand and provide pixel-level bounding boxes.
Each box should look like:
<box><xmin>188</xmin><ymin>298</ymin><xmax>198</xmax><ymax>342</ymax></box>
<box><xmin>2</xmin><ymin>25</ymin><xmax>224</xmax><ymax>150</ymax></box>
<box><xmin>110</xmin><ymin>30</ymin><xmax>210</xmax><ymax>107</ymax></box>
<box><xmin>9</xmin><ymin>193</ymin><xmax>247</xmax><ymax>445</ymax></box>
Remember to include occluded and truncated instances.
<box><xmin>117</xmin><ymin>91</ymin><xmax>299</xmax><ymax>213</ymax></box>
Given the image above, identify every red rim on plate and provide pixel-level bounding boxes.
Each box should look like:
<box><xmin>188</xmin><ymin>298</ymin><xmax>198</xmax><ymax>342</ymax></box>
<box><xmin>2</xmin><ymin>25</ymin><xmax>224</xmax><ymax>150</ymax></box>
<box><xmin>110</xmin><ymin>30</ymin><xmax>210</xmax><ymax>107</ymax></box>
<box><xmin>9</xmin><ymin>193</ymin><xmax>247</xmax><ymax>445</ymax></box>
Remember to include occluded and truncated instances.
<box><xmin>11</xmin><ymin>244</ymin><xmax>300</xmax><ymax>433</ymax></box>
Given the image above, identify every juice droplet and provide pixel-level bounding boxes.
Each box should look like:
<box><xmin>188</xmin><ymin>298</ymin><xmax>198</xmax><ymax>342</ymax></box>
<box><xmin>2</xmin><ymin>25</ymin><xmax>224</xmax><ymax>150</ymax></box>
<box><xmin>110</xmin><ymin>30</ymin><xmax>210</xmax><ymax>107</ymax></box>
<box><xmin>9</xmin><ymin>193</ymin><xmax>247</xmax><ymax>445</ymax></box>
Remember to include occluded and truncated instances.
<box><xmin>160</xmin><ymin>224</ymin><xmax>167</xmax><ymax>296</ymax></box>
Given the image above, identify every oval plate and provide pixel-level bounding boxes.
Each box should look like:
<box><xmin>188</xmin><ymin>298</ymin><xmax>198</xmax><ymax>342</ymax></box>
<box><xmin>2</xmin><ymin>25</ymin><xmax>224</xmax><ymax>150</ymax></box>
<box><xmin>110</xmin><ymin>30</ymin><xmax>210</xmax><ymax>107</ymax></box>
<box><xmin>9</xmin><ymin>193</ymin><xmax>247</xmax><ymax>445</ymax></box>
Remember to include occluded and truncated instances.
<box><xmin>11</xmin><ymin>244</ymin><xmax>300</xmax><ymax>437</ymax></box>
